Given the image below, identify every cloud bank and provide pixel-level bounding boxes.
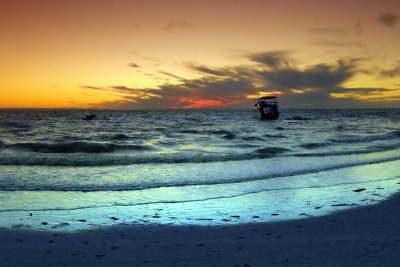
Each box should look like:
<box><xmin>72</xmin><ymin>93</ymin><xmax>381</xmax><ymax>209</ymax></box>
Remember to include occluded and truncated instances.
<box><xmin>82</xmin><ymin>51</ymin><xmax>399</xmax><ymax>109</ymax></box>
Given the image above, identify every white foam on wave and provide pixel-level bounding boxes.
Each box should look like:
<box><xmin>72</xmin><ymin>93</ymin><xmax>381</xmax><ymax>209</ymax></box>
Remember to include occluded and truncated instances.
<box><xmin>1</xmin><ymin>149</ymin><xmax>399</xmax><ymax>191</ymax></box>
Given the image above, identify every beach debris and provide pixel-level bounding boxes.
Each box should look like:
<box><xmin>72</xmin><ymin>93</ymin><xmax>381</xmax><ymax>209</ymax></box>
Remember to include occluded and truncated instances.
<box><xmin>51</xmin><ymin>222</ymin><xmax>70</xmax><ymax>229</ymax></box>
<box><xmin>41</xmin><ymin>222</ymin><xmax>48</xmax><ymax>225</ymax></box>
<box><xmin>12</xmin><ymin>224</ymin><xmax>26</xmax><ymax>229</ymax></box>
<box><xmin>353</xmin><ymin>188</ymin><xmax>366</xmax><ymax>192</ymax></box>
<box><xmin>331</xmin><ymin>203</ymin><xmax>358</xmax><ymax>207</ymax></box>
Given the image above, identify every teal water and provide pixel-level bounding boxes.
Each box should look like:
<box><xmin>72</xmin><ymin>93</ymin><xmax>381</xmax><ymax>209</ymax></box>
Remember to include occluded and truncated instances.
<box><xmin>0</xmin><ymin>109</ymin><xmax>399</xmax><ymax>231</ymax></box>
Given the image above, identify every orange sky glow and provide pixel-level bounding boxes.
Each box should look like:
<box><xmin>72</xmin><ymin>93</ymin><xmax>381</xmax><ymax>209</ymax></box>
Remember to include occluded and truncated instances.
<box><xmin>1</xmin><ymin>0</ymin><xmax>400</xmax><ymax>109</ymax></box>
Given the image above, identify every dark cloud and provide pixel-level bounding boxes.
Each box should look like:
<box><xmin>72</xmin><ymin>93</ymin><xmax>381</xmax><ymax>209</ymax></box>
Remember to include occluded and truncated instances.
<box><xmin>268</xmin><ymin>61</ymin><xmax>355</xmax><ymax>90</ymax></box>
<box><xmin>381</xmin><ymin>62</ymin><xmax>400</xmax><ymax>77</ymax></box>
<box><xmin>279</xmin><ymin>87</ymin><xmax>400</xmax><ymax>109</ymax></box>
<box><xmin>185</xmin><ymin>62</ymin><xmax>229</xmax><ymax>76</ymax></box>
<box><xmin>249</xmin><ymin>51</ymin><xmax>291</xmax><ymax>69</ymax></box>
<box><xmin>333</xmin><ymin>87</ymin><xmax>400</xmax><ymax>94</ymax></box>
<box><xmin>128</xmin><ymin>63</ymin><xmax>140</xmax><ymax>68</ymax></box>
<box><xmin>250</xmin><ymin>53</ymin><xmax>360</xmax><ymax>91</ymax></box>
<box><xmin>309</xmin><ymin>39</ymin><xmax>364</xmax><ymax>49</ymax></box>
<box><xmin>378</xmin><ymin>13</ymin><xmax>399</xmax><ymax>27</ymax></box>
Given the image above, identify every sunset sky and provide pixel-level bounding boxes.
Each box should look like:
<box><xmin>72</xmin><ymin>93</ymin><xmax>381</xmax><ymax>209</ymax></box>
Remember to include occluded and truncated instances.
<box><xmin>1</xmin><ymin>0</ymin><xmax>400</xmax><ymax>109</ymax></box>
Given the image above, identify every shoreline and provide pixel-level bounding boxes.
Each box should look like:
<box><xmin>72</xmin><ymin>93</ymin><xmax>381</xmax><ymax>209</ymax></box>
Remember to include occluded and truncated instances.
<box><xmin>2</xmin><ymin>192</ymin><xmax>400</xmax><ymax>266</ymax></box>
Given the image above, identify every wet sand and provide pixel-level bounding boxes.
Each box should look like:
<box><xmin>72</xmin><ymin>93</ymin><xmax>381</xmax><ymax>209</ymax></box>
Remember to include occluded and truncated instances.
<box><xmin>2</xmin><ymin>192</ymin><xmax>400</xmax><ymax>266</ymax></box>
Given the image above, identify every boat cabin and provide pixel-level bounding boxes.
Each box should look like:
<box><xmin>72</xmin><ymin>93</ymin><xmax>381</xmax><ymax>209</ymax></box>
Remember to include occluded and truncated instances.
<box><xmin>254</xmin><ymin>96</ymin><xmax>279</xmax><ymax>120</ymax></box>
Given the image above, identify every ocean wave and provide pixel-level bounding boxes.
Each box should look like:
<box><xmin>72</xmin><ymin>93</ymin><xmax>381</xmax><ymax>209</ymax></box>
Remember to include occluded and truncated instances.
<box><xmin>264</xmin><ymin>134</ymin><xmax>285</xmax><ymax>139</ymax></box>
<box><xmin>0</xmin><ymin>145</ymin><xmax>290</xmax><ymax>166</ymax></box>
<box><xmin>327</xmin><ymin>130</ymin><xmax>400</xmax><ymax>144</ymax></box>
<box><xmin>299</xmin><ymin>143</ymin><xmax>327</xmax><ymax>149</ymax></box>
<box><xmin>295</xmin><ymin>143</ymin><xmax>400</xmax><ymax>157</ymax></box>
<box><xmin>284</xmin><ymin>116</ymin><xmax>312</xmax><ymax>121</ymax></box>
<box><xmin>297</xmin><ymin>130</ymin><xmax>400</xmax><ymax>150</ymax></box>
<box><xmin>255</xmin><ymin>147</ymin><xmax>290</xmax><ymax>155</ymax></box>
<box><xmin>0</xmin><ymin>121</ymin><xmax>31</xmax><ymax>129</ymax></box>
<box><xmin>207</xmin><ymin>130</ymin><xmax>233</xmax><ymax>135</ymax></box>
<box><xmin>3</xmin><ymin>141</ymin><xmax>151</xmax><ymax>153</ymax></box>
<box><xmin>1</xmin><ymin>152</ymin><xmax>400</xmax><ymax>192</ymax></box>
<box><xmin>110</xmin><ymin>133</ymin><xmax>130</xmax><ymax>140</ymax></box>
<box><xmin>180</xmin><ymin>129</ymin><xmax>200</xmax><ymax>134</ymax></box>
<box><xmin>241</xmin><ymin>136</ymin><xmax>266</xmax><ymax>141</ymax></box>
<box><xmin>1</xmin><ymin>140</ymin><xmax>399</xmax><ymax>166</ymax></box>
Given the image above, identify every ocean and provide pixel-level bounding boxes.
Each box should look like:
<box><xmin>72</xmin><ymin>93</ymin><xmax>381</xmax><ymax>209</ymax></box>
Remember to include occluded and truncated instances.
<box><xmin>1</xmin><ymin>108</ymin><xmax>400</xmax><ymax>232</ymax></box>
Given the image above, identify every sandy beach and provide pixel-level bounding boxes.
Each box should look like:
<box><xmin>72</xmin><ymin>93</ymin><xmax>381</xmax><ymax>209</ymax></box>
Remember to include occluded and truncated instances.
<box><xmin>1</xmin><ymin>192</ymin><xmax>400</xmax><ymax>267</ymax></box>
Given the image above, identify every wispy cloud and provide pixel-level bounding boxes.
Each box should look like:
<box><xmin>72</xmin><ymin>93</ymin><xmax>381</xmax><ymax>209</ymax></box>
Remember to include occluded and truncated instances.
<box><xmin>248</xmin><ymin>51</ymin><xmax>291</xmax><ymax>69</ymax></box>
<box><xmin>158</xmin><ymin>71</ymin><xmax>185</xmax><ymax>81</ymax></box>
<box><xmin>163</xmin><ymin>21</ymin><xmax>195</xmax><ymax>32</ymax></box>
<box><xmin>309</xmin><ymin>39</ymin><xmax>364</xmax><ymax>49</ymax></box>
<box><xmin>308</xmin><ymin>27</ymin><xmax>347</xmax><ymax>35</ymax></box>
<box><xmin>185</xmin><ymin>62</ymin><xmax>229</xmax><ymax>76</ymax></box>
<box><xmin>80</xmin><ymin>85</ymin><xmax>160</xmax><ymax>98</ymax></box>
<box><xmin>378</xmin><ymin>13</ymin><xmax>399</xmax><ymax>27</ymax></box>
<box><xmin>128</xmin><ymin>63</ymin><xmax>140</xmax><ymax>68</ymax></box>
<box><xmin>380</xmin><ymin>61</ymin><xmax>400</xmax><ymax>77</ymax></box>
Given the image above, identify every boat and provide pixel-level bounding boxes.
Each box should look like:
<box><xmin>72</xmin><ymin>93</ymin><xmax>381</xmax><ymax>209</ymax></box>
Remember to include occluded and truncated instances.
<box><xmin>82</xmin><ymin>112</ymin><xmax>97</xmax><ymax>120</ymax></box>
<box><xmin>254</xmin><ymin>96</ymin><xmax>279</xmax><ymax>120</ymax></box>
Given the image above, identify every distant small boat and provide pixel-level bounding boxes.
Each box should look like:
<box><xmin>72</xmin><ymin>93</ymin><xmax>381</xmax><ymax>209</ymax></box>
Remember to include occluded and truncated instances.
<box><xmin>254</xmin><ymin>96</ymin><xmax>279</xmax><ymax>120</ymax></box>
<box><xmin>83</xmin><ymin>112</ymin><xmax>97</xmax><ymax>120</ymax></box>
